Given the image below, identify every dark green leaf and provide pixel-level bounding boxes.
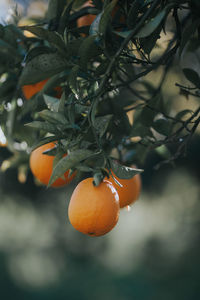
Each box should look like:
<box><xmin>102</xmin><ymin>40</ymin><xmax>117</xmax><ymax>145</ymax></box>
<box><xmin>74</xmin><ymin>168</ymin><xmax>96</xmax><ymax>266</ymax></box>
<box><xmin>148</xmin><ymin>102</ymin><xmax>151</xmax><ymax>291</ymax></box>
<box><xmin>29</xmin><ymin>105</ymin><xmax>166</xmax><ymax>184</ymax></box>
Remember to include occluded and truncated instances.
<box><xmin>19</xmin><ymin>53</ymin><xmax>69</xmax><ymax>85</ymax></box>
<box><xmin>109</xmin><ymin>159</ymin><xmax>143</xmax><ymax>180</ymax></box>
<box><xmin>0</xmin><ymin>39</ymin><xmax>21</xmax><ymax>62</ymax></box>
<box><xmin>52</xmin><ymin>149</ymin><xmax>65</xmax><ymax>169</ymax></box>
<box><xmin>48</xmin><ymin>149</ymin><xmax>94</xmax><ymax>186</ymax></box>
<box><xmin>25</xmin><ymin>46</ymin><xmax>54</xmax><ymax>64</ymax></box>
<box><xmin>140</xmin><ymin>106</ymin><xmax>157</xmax><ymax>127</ymax></box>
<box><xmin>139</xmin><ymin>24</ymin><xmax>162</xmax><ymax>55</ymax></box>
<box><xmin>175</xmin><ymin>109</ymin><xmax>193</xmax><ymax>120</ymax></box>
<box><xmin>99</xmin><ymin>0</ymin><xmax>118</xmax><ymax>35</ymax></box>
<box><xmin>39</xmin><ymin>110</ymin><xmax>67</xmax><ymax>125</ymax></box>
<box><xmin>69</xmin><ymin>65</ymin><xmax>80</xmax><ymax>95</ymax></box>
<box><xmin>59</xmin><ymin>0</ymin><xmax>73</xmax><ymax>32</ymax></box>
<box><xmin>21</xmin><ymin>26</ymin><xmax>67</xmax><ymax>54</ymax></box>
<box><xmin>95</xmin><ymin>59</ymin><xmax>109</xmax><ymax>75</ymax></box>
<box><xmin>127</xmin><ymin>0</ymin><xmax>141</xmax><ymax>29</ymax></box>
<box><xmin>78</xmin><ymin>35</ymin><xmax>101</xmax><ymax>69</ymax></box>
<box><xmin>31</xmin><ymin>136</ymin><xmax>58</xmax><ymax>151</ymax></box>
<box><xmin>94</xmin><ymin>114</ymin><xmax>113</xmax><ymax>137</ymax></box>
<box><xmin>73</xmin><ymin>0</ymin><xmax>87</xmax><ymax>9</ymax></box>
<box><xmin>179</xmin><ymin>18</ymin><xmax>200</xmax><ymax>56</ymax></box>
<box><xmin>76</xmin><ymin>164</ymin><xmax>93</xmax><ymax>172</ymax></box>
<box><xmin>57</xmin><ymin>93</ymin><xmax>64</xmax><ymax>115</ymax></box>
<box><xmin>182</xmin><ymin>68</ymin><xmax>200</xmax><ymax>88</ymax></box>
<box><xmin>65</xmin><ymin>38</ymin><xmax>83</xmax><ymax>58</ymax></box>
<box><xmin>136</xmin><ymin>9</ymin><xmax>168</xmax><ymax>38</ymax></box>
<box><xmin>41</xmin><ymin>70</ymin><xmax>69</xmax><ymax>94</ymax></box>
<box><xmin>89</xmin><ymin>13</ymin><xmax>102</xmax><ymax>35</ymax></box>
<box><xmin>47</xmin><ymin>0</ymin><xmax>67</xmax><ymax>20</ymax></box>
<box><xmin>25</xmin><ymin>121</ymin><xmax>59</xmax><ymax>134</ymax></box>
<box><xmin>43</xmin><ymin>95</ymin><xmax>60</xmax><ymax>112</ymax></box>
<box><xmin>152</xmin><ymin>118</ymin><xmax>171</xmax><ymax>136</ymax></box>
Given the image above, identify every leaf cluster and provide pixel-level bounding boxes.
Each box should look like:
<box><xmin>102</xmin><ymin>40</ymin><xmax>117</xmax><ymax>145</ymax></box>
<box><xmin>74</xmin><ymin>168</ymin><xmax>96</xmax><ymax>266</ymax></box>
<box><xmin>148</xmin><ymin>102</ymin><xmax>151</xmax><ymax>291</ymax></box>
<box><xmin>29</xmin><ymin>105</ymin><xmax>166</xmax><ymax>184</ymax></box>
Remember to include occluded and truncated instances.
<box><xmin>0</xmin><ymin>0</ymin><xmax>200</xmax><ymax>185</ymax></box>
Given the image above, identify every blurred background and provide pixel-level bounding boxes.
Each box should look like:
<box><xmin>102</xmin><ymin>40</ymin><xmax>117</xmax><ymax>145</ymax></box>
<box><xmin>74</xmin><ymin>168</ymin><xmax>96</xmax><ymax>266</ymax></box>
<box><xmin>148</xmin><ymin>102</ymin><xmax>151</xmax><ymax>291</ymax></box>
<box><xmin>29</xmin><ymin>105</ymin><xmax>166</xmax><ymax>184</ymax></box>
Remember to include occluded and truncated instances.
<box><xmin>0</xmin><ymin>1</ymin><xmax>200</xmax><ymax>299</ymax></box>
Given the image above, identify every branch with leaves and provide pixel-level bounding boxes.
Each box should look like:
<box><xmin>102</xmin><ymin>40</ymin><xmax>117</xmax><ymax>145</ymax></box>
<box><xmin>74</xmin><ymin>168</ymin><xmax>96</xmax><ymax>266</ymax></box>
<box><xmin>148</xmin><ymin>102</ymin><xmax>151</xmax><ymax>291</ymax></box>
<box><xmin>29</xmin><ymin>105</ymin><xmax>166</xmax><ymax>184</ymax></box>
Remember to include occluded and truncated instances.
<box><xmin>0</xmin><ymin>0</ymin><xmax>200</xmax><ymax>186</ymax></box>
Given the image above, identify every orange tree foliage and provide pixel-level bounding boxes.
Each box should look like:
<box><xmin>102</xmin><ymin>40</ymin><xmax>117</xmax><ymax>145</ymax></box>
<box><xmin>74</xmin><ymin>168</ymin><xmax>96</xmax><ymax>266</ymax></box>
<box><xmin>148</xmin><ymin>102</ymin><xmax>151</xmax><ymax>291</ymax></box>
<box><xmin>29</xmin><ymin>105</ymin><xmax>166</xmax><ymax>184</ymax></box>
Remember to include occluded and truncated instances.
<box><xmin>0</xmin><ymin>0</ymin><xmax>200</xmax><ymax>185</ymax></box>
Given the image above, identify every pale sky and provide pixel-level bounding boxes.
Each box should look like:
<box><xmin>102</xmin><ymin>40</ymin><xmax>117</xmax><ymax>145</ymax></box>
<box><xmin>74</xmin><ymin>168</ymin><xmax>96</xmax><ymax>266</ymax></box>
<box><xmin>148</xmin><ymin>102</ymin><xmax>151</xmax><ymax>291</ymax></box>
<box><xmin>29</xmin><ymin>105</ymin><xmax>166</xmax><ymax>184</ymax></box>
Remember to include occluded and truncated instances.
<box><xmin>0</xmin><ymin>0</ymin><xmax>9</xmax><ymax>21</ymax></box>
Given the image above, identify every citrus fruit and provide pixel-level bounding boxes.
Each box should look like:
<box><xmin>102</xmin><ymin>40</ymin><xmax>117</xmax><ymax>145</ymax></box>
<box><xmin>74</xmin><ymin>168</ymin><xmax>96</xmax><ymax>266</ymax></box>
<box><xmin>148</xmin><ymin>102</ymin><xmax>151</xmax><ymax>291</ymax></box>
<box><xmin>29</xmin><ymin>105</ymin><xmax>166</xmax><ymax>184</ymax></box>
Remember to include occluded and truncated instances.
<box><xmin>29</xmin><ymin>142</ymin><xmax>75</xmax><ymax>188</ymax></box>
<box><xmin>0</xmin><ymin>142</ymin><xmax>7</xmax><ymax>147</ymax></box>
<box><xmin>22</xmin><ymin>79</ymin><xmax>62</xmax><ymax>100</ymax></box>
<box><xmin>68</xmin><ymin>177</ymin><xmax>120</xmax><ymax>236</ymax></box>
<box><xmin>107</xmin><ymin>167</ymin><xmax>141</xmax><ymax>208</ymax></box>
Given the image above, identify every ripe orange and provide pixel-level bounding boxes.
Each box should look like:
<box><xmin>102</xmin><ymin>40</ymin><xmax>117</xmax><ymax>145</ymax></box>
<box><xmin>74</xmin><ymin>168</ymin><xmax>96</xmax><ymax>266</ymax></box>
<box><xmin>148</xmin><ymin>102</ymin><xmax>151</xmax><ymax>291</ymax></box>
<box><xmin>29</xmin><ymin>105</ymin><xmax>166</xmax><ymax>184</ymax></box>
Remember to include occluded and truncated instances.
<box><xmin>106</xmin><ymin>167</ymin><xmax>141</xmax><ymax>208</ymax></box>
<box><xmin>29</xmin><ymin>142</ymin><xmax>75</xmax><ymax>188</ymax></box>
<box><xmin>22</xmin><ymin>79</ymin><xmax>62</xmax><ymax>100</ymax></box>
<box><xmin>68</xmin><ymin>177</ymin><xmax>120</xmax><ymax>236</ymax></box>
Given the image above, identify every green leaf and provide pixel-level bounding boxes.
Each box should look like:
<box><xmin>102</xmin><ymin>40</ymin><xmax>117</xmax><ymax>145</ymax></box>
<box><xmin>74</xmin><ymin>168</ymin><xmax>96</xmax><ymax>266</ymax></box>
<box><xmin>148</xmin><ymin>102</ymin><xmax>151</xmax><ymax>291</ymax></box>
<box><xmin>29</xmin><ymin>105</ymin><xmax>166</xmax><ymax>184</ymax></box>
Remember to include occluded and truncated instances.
<box><xmin>179</xmin><ymin>18</ymin><xmax>200</xmax><ymax>56</ymax></box>
<box><xmin>48</xmin><ymin>149</ymin><xmax>94</xmax><ymax>186</ymax></box>
<box><xmin>52</xmin><ymin>149</ymin><xmax>65</xmax><ymax>169</ymax></box>
<box><xmin>182</xmin><ymin>68</ymin><xmax>200</xmax><ymax>88</ymax></box>
<box><xmin>58</xmin><ymin>91</ymin><xmax>66</xmax><ymax>113</ymax></box>
<box><xmin>59</xmin><ymin>0</ymin><xmax>73</xmax><ymax>33</ymax></box>
<box><xmin>43</xmin><ymin>94</ymin><xmax>60</xmax><ymax>112</ymax></box>
<box><xmin>140</xmin><ymin>106</ymin><xmax>157</xmax><ymax>127</ymax></box>
<box><xmin>39</xmin><ymin>110</ymin><xmax>67</xmax><ymax>125</ymax></box>
<box><xmin>47</xmin><ymin>0</ymin><xmax>67</xmax><ymax>20</ymax></box>
<box><xmin>139</xmin><ymin>24</ymin><xmax>162</xmax><ymax>55</ymax></box>
<box><xmin>99</xmin><ymin>0</ymin><xmax>118</xmax><ymax>35</ymax></box>
<box><xmin>43</xmin><ymin>145</ymin><xmax>57</xmax><ymax>156</ymax></box>
<box><xmin>109</xmin><ymin>159</ymin><xmax>143</xmax><ymax>180</ymax></box>
<box><xmin>31</xmin><ymin>136</ymin><xmax>58</xmax><ymax>151</ymax></box>
<box><xmin>25</xmin><ymin>121</ymin><xmax>59</xmax><ymax>134</ymax></box>
<box><xmin>41</xmin><ymin>70</ymin><xmax>69</xmax><ymax>94</ymax></box>
<box><xmin>78</xmin><ymin>35</ymin><xmax>101</xmax><ymax>69</ymax></box>
<box><xmin>136</xmin><ymin>9</ymin><xmax>168</xmax><ymax>38</ymax></box>
<box><xmin>127</xmin><ymin>0</ymin><xmax>141</xmax><ymax>29</ymax></box>
<box><xmin>19</xmin><ymin>53</ymin><xmax>69</xmax><ymax>86</ymax></box>
<box><xmin>0</xmin><ymin>80</ymin><xmax>16</xmax><ymax>100</ymax></box>
<box><xmin>94</xmin><ymin>114</ymin><xmax>113</xmax><ymax>137</ymax></box>
<box><xmin>65</xmin><ymin>38</ymin><xmax>83</xmax><ymax>58</ymax></box>
<box><xmin>25</xmin><ymin>46</ymin><xmax>54</xmax><ymax>64</ymax></box>
<box><xmin>18</xmin><ymin>94</ymin><xmax>43</xmax><ymax>119</ymax></box>
<box><xmin>89</xmin><ymin>13</ymin><xmax>102</xmax><ymax>35</ymax></box>
<box><xmin>0</xmin><ymin>39</ymin><xmax>21</xmax><ymax>62</ymax></box>
<box><xmin>95</xmin><ymin>59</ymin><xmax>109</xmax><ymax>75</ymax></box>
<box><xmin>69</xmin><ymin>65</ymin><xmax>80</xmax><ymax>95</ymax></box>
<box><xmin>21</xmin><ymin>26</ymin><xmax>67</xmax><ymax>54</ymax></box>
<box><xmin>73</xmin><ymin>0</ymin><xmax>87</xmax><ymax>9</ymax></box>
<box><xmin>113</xmin><ymin>29</ymin><xmax>131</xmax><ymax>38</ymax></box>
<box><xmin>175</xmin><ymin>109</ymin><xmax>193</xmax><ymax>120</ymax></box>
<box><xmin>152</xmin><ymin>118</ymin><xmax>171</xmax><ymax>136</ymax></box>
<box><xmin>3</xmin><ymin>25</ymin><xmax>18</xmax><ymax>47</ymax></box>
<box><xmin>75</xmin><ymin>164</ymin><xmax>93</xmax><ymax>172</ymax></box>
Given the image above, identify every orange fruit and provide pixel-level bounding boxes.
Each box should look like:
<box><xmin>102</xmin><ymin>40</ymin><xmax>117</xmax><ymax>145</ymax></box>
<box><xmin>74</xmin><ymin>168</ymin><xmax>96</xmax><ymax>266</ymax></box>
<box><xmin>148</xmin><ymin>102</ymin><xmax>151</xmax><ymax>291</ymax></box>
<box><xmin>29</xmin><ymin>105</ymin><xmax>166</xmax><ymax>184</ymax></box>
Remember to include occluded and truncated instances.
<box><xmin>29</xmin><ymin>142</ymin><xmax>75</xmax><ymax>188</ymax></box>
<box><xmin>107</xmin><ymin>166</ymin><xmax>141</xmax><ymax>208</ymax></box>
<box><xmin>68</xmin><ymin>177</ymin><xmax>120</xmax><ymax>236</ymax></box>
<box><xmin>0</xmin><ymin>141</ymin><xmax>7</xmax><ymax>148</ymax></box>
<box><xmin>22</xmin><ymin>79</ymin><xmax>62</xmax><ymax>100</ymax></box>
